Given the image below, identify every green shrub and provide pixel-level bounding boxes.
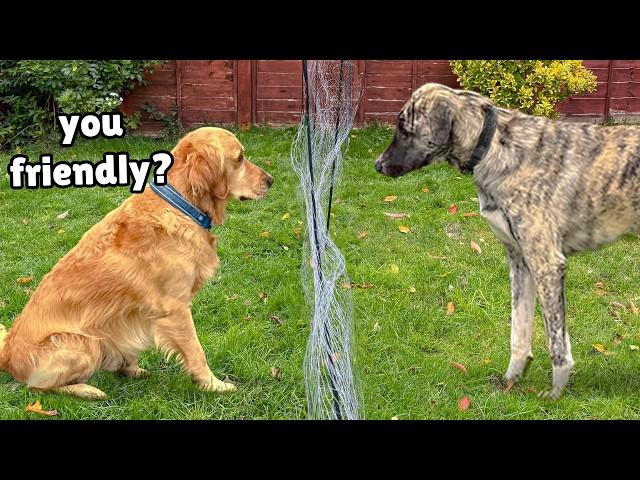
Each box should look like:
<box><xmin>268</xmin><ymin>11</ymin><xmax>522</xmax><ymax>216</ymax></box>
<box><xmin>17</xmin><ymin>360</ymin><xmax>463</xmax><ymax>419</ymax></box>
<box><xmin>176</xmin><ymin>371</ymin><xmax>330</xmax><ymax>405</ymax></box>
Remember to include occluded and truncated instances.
<box><xmin>449</xmin><ymin>60</ymin><xmax>597</xmax><ymax>118</ymax></box>
<box><xmin>0</xmin><ymin>60</ymin><xmax>162</xmax><ymax>149</ymax></box>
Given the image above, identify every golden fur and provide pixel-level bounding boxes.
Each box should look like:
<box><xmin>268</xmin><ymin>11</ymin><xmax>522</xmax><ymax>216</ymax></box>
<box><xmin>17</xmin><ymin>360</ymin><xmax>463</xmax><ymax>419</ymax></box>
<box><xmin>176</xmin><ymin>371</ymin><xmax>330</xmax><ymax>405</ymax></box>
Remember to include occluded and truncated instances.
<box><xmin>0</xmin><ymin>127</ymin><xmax>273</xmax><ymax>400</ymax></box>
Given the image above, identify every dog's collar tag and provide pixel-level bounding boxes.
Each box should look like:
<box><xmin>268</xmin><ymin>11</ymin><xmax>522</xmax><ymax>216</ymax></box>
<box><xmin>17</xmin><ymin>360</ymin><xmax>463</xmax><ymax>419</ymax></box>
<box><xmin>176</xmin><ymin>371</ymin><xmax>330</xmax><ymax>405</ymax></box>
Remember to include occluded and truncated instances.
<box><xmin>464</xmin><ymin>105</ymin><xmax>498</xmax><ymax>173</ymax></box>
<box><xmin>149</xmin><ymin>181</ymin><xmax>213</xmax><ymax>230</ymax></box>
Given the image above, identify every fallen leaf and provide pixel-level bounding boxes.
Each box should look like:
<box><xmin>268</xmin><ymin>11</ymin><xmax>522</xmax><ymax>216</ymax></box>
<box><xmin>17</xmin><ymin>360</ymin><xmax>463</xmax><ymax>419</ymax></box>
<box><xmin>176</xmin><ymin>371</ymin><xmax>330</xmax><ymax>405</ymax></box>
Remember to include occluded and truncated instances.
<box><xmin>527</xmin><ymin>387</ymin><xmax>537</xmax><ymax>393</ymax></box>
<box><xmin>281</xmin><ymin>212</ymin><xmax>290</xmax><ymax>220</ymax></box>
<box><xmin>390</xmin><ymin>264</ymin><xmax>400</xmax><ymax>275</ymax></box>
<box><xmin>482</xmin><ymin>358</ymin><xmax>491</xmax><ymax>365</ymax></box>
<box><xmin>457</xmin><ymin>396</ymin><xmax>471</xmax><ymax>411</ymax></box>
<box><xmin>25</xmin><ymin>400</ymin><xmax>57</xmax><ymax>417</ymax></box>
<box><xmin>450</xmin><ymin>362</ymin><xmax>468</xmax><ymax>374</ymax></box>
<box><xmin>260</xmin><ymin>231</ymin><xmax>270</xmax><ymax>238</ymax></box>
<box><xmin>610</xmin><ymin>301</ymin><xmax>626</xmax><ymax>310</ymax></box>
<box><xmin>630</xmin><ymin>345</ymin><xmax>639</xmax><ymax>351</ymax></box>
<box><xmin>448</xmin><ymin>204</ymin><xmax>458</xmax><ymax>215</ymax></box>
<box><xmin>470</xmin><ymin>241</ymin><xmax>482</xmax><ymax>254</ymax></box>
<box><xmin>358</xmin><ymin>231</ymin><xmax>368</xmax><ymax>239</ymax></box>
<box><xmin>630</xmin><ymin>301</ymin><xmax>639</xmax><ymax>315</ymax></box>
<box><xmin>408</xmin><ymin>286</ymin><xmax>416</xmax><ymax>294</ymax></box>
<box><xmin>463</xmin><ymin>212</ymin><xmax>480</xmax><ymax>218</ymax></box>
<box><xmin>398</xmin><ymin>225</ymin><xmax>410</xmax><ymax>234</ymax></box>
<box><xmin>57</xmin><ymin>229</ymin><xmax>64</xmax><ymax>235</ymax></box>
<box><xmin>421</xmin><ymin>187</ymin><xmax>430</xmax><ymax>193</ymax></box>
<box><xmin>264</xmin><ymin>160</ymin><xmax>273</xmax><ymax>167</ymax></box>
<box><xmin>384</xmin><ymin>195</ymin><xmax>398</xmax><ymax>203</ymax></box>
<box><xmin>270</xmin><ymin>315</ymin><xmax>283</xmax><ymax>326</ymax></box>
<box><xmin>384</xmin><ymin>212</ymin><xmax>409</xmax><ymax>219</ymax></box>
<box><xmin>293</xmin><ymin>227</ymin><xmax>302</xmax><ymax>238</ymax></box>
<box><xmin>446</xmin><ymin>302</ymin><xmax>456</xmax><ymax>316</ymax></box>
<box><xmin>16</xmin><ymin>276</ymin><xmax>33</xmax><ymax>284</ymax></box>
<box><xmin>595</xmin><ymin>282</ymin><xmax>605</xmax><ymax>290</ymax></box>
<box><xmin>428</xmin><ymin>253</ymin><xmax>448</xmax><ymax>260</ymax></box>
<box><xmin>342</xmin><ymin>283</ymin><xmax>352</xmax><ymax>290</ymax></box>
<box><xmin>270</xmin><ymin>367</ymin><xmax>281</xmax><ymax>380</ymax></box>
<box><xmin>56</xmin><ymin>210</ymin><xmax>69</xmax><ymax>220</ymax></box>
<box><xmin>259</xmin><ymin>292</ymin><xmax>268</xmax><ymax>302</ymax></box>
<box><xmin>592</xmin><ymin>343</ymin><xmax>606</xmax><ymax>353</ymax></box>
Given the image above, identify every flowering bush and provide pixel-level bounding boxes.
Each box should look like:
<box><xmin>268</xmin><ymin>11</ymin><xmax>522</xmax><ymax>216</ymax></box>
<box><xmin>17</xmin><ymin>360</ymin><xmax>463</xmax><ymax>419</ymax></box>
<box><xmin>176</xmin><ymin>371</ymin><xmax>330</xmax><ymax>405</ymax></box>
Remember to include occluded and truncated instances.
<box><xmin>449</xmin><ymin>60</ymin><xmax>597</xmax><ymax>118</ymax></box>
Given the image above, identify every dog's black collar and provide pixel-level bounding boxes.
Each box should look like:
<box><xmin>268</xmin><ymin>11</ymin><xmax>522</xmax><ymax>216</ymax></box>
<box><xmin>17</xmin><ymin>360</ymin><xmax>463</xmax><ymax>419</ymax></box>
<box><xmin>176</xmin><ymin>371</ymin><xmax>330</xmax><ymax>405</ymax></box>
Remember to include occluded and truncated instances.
<box><xmin>462</xmin><ymin>104</ymin><xmax>497</xmax><ymax>173</ymax></box>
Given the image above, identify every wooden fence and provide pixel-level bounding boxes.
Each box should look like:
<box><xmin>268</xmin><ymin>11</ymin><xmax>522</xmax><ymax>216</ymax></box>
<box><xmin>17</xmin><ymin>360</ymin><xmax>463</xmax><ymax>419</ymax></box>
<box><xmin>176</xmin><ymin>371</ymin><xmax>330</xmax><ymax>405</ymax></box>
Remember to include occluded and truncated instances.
<box><xmin>120</xmin><ymin>60</ymin><xmax>640</xmax><ymax>132</ymax></box>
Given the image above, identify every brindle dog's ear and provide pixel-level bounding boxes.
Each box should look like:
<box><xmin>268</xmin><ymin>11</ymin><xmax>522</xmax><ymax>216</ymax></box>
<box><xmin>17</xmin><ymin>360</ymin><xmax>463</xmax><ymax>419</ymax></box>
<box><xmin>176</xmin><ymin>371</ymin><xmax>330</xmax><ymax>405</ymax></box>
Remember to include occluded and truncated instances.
<box><xmin>430</xmin><ymin>97</ymin><xmax>454</xmax><ymax>145</ymax></box>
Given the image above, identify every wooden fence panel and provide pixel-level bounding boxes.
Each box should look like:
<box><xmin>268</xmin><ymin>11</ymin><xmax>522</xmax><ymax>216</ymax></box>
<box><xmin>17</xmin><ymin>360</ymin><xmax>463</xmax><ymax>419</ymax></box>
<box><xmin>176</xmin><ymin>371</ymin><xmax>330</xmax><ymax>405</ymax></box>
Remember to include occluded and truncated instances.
<box><xmin>121</xmin><ymin>59</ymin><xmax>640</xmax><ymax>132</ymax></box>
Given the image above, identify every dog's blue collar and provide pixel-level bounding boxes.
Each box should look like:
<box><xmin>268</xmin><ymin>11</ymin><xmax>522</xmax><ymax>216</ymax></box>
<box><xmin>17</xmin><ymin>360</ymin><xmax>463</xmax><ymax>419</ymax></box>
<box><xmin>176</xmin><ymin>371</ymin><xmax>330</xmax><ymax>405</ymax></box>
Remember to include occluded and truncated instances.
<box><xmin>149</xmin><ymin>181</ymin><xmax>212</xmax><ymax>230</ymax></box>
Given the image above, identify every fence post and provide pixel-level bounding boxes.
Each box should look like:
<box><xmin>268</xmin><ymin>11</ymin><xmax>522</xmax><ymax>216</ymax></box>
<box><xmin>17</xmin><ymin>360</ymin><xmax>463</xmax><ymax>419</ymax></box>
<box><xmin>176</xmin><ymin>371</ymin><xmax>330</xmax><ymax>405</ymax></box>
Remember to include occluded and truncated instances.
<box><xmin>603</xmin><ymin>59</ymin><xmax>615</xmax><ymax>123</ymax></box>
<box><xmin>175</xmin><ymin>60</ymin><xmax>183</xmax><ymax>122</ymax></box>
<box><xmin>237</xmin><ymin>60</ymin><xmax>253</xmax><ymax>130</ymax></box>
<box><xmin>356</xmin><ymin>60</ymin><xmax>366</xmax><ymax>125</ymax></box>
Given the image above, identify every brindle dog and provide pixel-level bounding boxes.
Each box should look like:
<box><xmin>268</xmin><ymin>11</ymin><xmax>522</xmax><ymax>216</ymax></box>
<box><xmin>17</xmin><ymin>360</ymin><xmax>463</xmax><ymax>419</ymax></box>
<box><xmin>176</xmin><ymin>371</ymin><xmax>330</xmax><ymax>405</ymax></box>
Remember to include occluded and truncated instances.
<box><xmin>375</xmin><ymin>83</ymin><xmax>640</xmax><ymax>399</ymax></box>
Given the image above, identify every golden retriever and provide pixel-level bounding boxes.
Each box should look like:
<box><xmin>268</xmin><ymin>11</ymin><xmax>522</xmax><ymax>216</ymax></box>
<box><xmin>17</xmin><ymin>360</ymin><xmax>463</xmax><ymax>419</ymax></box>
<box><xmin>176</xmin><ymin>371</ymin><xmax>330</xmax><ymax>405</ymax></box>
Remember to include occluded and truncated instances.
<box><xmin>0</xmin><ymin>127</ymin><xmax>273</xmax><ymax>400</ymax></box>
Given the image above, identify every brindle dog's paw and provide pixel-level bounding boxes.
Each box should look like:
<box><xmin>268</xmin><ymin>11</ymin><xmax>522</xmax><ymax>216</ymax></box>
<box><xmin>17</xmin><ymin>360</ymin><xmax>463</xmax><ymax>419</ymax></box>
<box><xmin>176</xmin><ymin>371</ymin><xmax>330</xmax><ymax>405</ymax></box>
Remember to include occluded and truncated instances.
<box><xmin>504</xmin><ymin>356</ymin><xmax>533</xmax><ymax>385</ymax></box>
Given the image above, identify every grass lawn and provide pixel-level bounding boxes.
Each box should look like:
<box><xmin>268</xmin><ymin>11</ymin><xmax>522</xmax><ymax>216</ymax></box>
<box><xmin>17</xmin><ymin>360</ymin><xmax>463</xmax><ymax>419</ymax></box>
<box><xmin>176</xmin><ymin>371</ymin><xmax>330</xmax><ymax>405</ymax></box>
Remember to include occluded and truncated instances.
<box><xmin>1</xmin><ymin>125</ymin><xmax>640</xmax><ymax>420</ymax></box>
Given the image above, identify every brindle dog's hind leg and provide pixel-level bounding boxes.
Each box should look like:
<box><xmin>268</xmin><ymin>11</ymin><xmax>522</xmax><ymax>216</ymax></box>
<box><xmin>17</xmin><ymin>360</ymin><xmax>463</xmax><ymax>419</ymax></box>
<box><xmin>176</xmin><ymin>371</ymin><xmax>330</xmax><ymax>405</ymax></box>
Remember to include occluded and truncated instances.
<box><xmin>523</xmin><ymin>244</ymin><xmax>574</xmax><ymax>400</ymax></box>
<box><xmin>504</xmin><ymin>246</ymin><xmax>535</xmax><ymax>385</ymax></box>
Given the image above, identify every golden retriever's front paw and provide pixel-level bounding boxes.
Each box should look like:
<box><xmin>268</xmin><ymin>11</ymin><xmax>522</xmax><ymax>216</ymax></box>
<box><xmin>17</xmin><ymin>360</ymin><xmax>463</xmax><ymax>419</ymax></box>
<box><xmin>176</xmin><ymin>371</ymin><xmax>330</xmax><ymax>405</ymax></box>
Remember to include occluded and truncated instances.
<box><xmin>197</xmin><ymin>376</ymin><xmax>237</xmax><ymax>393</ymax></box>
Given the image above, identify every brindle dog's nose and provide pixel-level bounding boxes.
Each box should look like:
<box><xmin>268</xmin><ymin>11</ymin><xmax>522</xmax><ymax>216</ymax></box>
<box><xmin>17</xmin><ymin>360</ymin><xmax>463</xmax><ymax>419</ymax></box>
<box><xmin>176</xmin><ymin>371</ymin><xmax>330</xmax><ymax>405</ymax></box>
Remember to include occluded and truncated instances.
<box><xmin>374</xmin><ymin>158</ymin><xmax>384</xmax><ymax>173</ymax></box>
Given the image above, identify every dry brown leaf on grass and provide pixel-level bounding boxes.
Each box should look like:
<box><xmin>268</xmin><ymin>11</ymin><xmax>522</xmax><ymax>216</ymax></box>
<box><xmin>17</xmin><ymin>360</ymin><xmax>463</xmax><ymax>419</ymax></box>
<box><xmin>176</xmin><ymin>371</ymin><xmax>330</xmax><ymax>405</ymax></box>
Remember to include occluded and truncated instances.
<box><xmin>270</xmin><ymin>315</ymin><xmax>283</xmax><ymax>326</ymax></box>
<box><xmin>25</xmin><ymin>401</ymin><xmax>57</xmax><ymax>417</ymax></box>
<box><xmin>408</xmin><ymin>286</ymin><xmax>417</xmax><ymax>294</ymax></box>
<box><xmin>428</xmin><ymin>253</ymin><xmax>448</xmax><ymax>260</ymax></box>
<box><xmin>450</xmin><ymin>362</ymin><xmax>468</xmax><ymax>374</ymax></box>
<box><xmin>260</xmin><ymin>231</ymin><xmax>270</xmax><ymax>238</ymax></box>
<box><xmin>448</xmin><ymin>205</ymin><xmax>458</xmax><ymax>215</ymax></box>
<box><xmin>421</xmin><ymin>187</ymin><xmax>430</xmax><ymax>193</ymax></box>
<box><xmin>595</xmin><ymin>281</ymin><xmax>605</xmax><ymax>290</ymax></box>
<box><xmin>270</xmin><ymin>367</ymin><xmax>281</xmax><ymax>380</ymax></box>
<box><xmin>398</xmin><ymin>225</ymin><xmax>411</xmax><ymax>234</ymax></box>
<box><xmin>384</xmin><ymin>212</ymin><xmax>409</xmax><ymax>219</ymax></box>
<box><xmin>293</xmin><ymin>227</ymin><xmax>302</xmax><ymax>238</ymax></box>
<box><xmin>630</xmin><ymin>301</ymin><xmax>639</xmax><ymax>315</ymax></box>
<box><xmin>384</xmin><ymin>195</ymin><xmax>398</xmax><ymax>203</ymax></box>
<box><xmin>470</xmin><ymin>241</ymin><xmax>482</xmax><ymax>254</ymax></box>
<box><xmin>446</xmin><ymin>302</ymin><xmax>456</xmax><ymax>316</ymax></box>
<box><xmin>457</xmin><ymin>396</ymin><xmax>471</xmax><ymax>411</ymax></box>
<box><xmin>463</xmin><ymin>212</ymin><xmax>480</xmax><ymax>218</ymax></box>
<box><xmin>16</xmin><ymin>276</ymin><xmax>33</xmax><ymax>284</ymax></box>
<box><xmin>259</xmin><ymin>292</ymin><xmax>268</xmax><ymax>302</ymax></box>
<box><xmin>610</xmin><ymin>302</ymin><xmax>626</xmax><ymax>310</ymax></box>
<box><xmin>358</xmin><ymin>231</ymin><xmax>368</xmax><ymax>239</ymax></box>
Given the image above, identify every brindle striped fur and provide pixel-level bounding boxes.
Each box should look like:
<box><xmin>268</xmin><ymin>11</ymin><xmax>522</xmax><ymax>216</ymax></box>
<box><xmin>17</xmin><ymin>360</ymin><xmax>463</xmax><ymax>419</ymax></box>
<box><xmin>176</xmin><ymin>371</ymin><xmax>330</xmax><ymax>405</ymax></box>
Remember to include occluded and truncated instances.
<box><xmin>375</xmin><ymin>83</ymin><xmax>640</xmax><ymax>399</ymax></box>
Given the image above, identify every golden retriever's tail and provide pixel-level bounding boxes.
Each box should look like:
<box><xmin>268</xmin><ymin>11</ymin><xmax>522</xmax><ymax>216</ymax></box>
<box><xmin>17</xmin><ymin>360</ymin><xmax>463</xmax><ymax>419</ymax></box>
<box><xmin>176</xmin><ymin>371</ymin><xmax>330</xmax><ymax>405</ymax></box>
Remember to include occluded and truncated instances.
<box><xmin>0</xmin><ymin>324</ymin><xmax>8</xmax><ymax>371</ymax></box>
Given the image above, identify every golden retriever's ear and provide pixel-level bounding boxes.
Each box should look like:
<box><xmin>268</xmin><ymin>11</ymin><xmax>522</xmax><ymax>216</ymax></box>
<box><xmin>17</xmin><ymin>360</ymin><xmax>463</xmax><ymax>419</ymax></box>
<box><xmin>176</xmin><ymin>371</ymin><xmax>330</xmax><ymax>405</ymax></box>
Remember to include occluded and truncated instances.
<box><xmin>186</xmin><ymin>143</ymin><xmax>229</xmax><ymax>200</ymax></box>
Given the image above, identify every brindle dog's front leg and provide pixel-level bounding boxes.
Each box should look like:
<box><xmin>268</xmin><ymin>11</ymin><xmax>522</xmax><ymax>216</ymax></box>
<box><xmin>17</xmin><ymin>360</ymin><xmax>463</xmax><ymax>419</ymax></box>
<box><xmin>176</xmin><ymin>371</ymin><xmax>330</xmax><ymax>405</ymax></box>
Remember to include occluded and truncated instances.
<box><xmin>504</xmin><ymin>246</ymin><xmax>535</xmax><ymax>385</ymax></box>
<box><xmin>523</xmin><ymin>245</ymin><xmax>574</xmax><ymax>400</ymax></box>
